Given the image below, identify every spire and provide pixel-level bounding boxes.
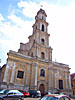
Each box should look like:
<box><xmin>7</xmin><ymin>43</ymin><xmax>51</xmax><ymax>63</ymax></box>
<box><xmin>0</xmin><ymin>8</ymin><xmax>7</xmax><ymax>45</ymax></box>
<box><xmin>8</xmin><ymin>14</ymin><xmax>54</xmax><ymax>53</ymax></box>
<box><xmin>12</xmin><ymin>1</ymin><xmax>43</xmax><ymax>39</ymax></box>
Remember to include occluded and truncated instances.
<box><xmin>37</xmin><ymin>8</ymin><xmax>47</xmax><ymax>17</ymax></box>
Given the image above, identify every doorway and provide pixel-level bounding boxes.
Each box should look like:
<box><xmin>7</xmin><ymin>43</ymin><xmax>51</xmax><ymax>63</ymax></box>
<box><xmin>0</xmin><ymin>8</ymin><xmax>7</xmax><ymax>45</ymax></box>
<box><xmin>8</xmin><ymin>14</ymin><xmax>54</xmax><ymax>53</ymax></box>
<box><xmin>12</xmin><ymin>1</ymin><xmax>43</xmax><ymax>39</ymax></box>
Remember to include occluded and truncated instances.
<box><xmin>39</xmin><ymin>84</ymin><xmax>45</xmax><ymax>96</ymax></box>
<box><xmin>59</xmin><ymin>80</ymin><xmax>63</xmax><ymax>89</ymax></box>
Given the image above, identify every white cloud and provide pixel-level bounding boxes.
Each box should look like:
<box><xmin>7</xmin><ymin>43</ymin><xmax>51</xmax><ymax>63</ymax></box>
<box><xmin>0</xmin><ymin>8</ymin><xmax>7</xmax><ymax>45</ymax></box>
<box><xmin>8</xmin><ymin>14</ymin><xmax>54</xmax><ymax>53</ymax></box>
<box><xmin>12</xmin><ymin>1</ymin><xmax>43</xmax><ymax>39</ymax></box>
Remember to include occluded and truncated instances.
<box><xmin>0</xmin><ymin>13</ymin><xmax>5</xmax><ymax>21</ymax></box>
<box><xmin>18</xmin><ymin>1</ymin><xmax>39</xmax><ymax>18</ymax></box>
<box><xmin>0</xmin><ymin>11</ymin><xmax>34</xmax><ymax>67</ymax></box>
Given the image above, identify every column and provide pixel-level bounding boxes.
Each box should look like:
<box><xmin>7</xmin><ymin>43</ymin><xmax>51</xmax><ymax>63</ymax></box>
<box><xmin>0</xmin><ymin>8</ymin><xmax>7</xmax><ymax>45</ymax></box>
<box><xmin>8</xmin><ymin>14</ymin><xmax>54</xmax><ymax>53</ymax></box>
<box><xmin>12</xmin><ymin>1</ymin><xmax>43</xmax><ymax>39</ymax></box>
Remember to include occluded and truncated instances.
<box><xmin>65</xmin><ymin>72</ymin><xmax>68</xmax><ymax>89</ymax></box>
<box><xmin>33</xmin><ymin>47</ymin><xmax>36</xmax><ymax>57</ymax></box>
<box><xmin>30</xmin><ymin>63</ymin><xmax>38</xmax><ymax>90</ymax></box>
<box><xmin>30</xmin><ymin>64</ymin><xmax>35</xmax><ymax>89</ymax></box>
<box><xmin>48</xmin><ymin>68</ymin><xmax>53</xmax><ymax>91</ymax></box>
<box><xmin>46</xmin><ymin>49</ymin><xmax>48</xmax><ymax>60</ymax></box>
<box><xmin>37</xmin><ymin>47</ymin><xmax>40</xmax><ymax>58</ymax></box>
<box><xmin>69</xmin><ymin>73</ymin><xmax>72</xmax><ymax>89</ymax></box>
<box><xmin>25</xmin><ymin>64</ymin><xmax>30</xmax><ymax>86</ymax></box>
<box><xmin>10</xmin><ymin>62</ymin><xmax>16</xmax><ymax>83</ymax></box>
<box><xmin>35</xmin><ymin>63</ymin><xmax>37</xmax><ymax>87</ymax></box>
<box><xmin>3</xmin><ymin>62</ymin><xmax>9</xmax><ymax>83</ymax></box>
<box><xmin>55</xmin><ymin>73</ymin><xmax>57</xmax><ymax>88</ymax></box>
<box><xmin>50</xmin><ymin>51</ymin><xmax>52</xmax><ymax>61</ymax></box>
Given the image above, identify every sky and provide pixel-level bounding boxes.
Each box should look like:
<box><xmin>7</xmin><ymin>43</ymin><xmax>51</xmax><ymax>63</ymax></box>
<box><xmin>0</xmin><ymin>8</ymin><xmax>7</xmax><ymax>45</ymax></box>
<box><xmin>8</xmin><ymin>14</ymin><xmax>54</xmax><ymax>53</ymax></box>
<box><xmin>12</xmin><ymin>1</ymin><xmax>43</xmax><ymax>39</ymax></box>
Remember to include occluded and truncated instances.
<box><xmin>0</xmin><ymin>0</ymin><xmax>75</xmax><ymax>74</ymax></box>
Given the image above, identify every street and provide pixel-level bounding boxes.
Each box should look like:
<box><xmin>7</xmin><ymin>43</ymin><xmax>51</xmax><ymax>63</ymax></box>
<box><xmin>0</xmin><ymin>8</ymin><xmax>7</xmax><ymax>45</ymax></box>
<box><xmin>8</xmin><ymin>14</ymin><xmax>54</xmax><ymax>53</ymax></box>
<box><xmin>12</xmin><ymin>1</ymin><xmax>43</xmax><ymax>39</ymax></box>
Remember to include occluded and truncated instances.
<box><xmin>24</xmin><ymin>98</ymin><xmax>75</xmax><ymax>100</ymax></box>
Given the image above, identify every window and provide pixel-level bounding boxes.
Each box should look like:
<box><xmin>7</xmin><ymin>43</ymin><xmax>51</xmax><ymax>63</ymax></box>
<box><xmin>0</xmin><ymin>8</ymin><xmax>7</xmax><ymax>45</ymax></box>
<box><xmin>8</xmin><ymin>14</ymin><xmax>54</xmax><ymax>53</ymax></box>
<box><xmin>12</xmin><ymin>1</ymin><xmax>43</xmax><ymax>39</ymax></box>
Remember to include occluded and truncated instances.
<box><xmin>41</xmin><ymin>39</ymin><xmax>45</xmax><ymax>45</ymax></box>
<box><xmin>40</xmin><ymin>69</ymin><xmax>45</xmax><ymax>77</ymax></box>
<box><xmin>17</xmin><ymin>70</ymin><xmax>24</xmax><ymax>79</ymax></box>
<box><xmin>8</xmin><ymin>92</ymin><xmax>14</xmax><ymax>95</ymax></box>
<box><xmin>41</xmin><ymin>52</ymin><xmax>45</xmax><ymax>59</ymax></box>
<box><xmin>59</xmin><ymin>80</ymin><xmax>63</xmax><ymax>89</ymax></box>
<box><xmin>42</xmin><ymin>24</ymin><xmax>44</xmax><ymax>32</ymax></box>
<box><xmin>42</xmin><ymin>16</ymin><xmax>44</xmax><ymax>20</ymax></box>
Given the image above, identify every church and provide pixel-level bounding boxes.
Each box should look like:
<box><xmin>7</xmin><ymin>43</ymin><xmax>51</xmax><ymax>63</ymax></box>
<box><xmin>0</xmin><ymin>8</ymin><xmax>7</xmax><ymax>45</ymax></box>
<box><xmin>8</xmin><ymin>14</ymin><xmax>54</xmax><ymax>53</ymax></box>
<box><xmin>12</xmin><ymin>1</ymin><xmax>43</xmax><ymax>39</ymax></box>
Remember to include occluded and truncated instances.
<box><xmin>1</xmin><ymin>8</ymin><xmax>72</xmax><ymax>95</ymax></box>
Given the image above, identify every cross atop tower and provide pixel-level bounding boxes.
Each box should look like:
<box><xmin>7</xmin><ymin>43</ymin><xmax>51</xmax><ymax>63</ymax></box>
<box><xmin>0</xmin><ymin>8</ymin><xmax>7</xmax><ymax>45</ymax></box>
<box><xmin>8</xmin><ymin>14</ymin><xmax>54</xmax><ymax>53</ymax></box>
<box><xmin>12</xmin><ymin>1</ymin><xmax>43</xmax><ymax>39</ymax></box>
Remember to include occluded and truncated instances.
<box><xmin>40</xmin><ymin>5</ymin><xmax>43</xmax><ymax>9</ymax></box>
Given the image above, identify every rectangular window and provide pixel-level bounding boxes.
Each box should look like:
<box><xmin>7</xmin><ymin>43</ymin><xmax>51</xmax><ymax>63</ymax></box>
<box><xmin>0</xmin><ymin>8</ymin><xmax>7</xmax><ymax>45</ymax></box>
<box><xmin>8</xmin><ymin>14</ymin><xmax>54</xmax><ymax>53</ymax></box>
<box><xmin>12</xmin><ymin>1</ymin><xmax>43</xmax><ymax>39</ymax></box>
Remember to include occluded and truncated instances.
<box><xmin>17</xmin><ymin>70</ymin><xmax>24</xmax><ymax>79</ymax></box>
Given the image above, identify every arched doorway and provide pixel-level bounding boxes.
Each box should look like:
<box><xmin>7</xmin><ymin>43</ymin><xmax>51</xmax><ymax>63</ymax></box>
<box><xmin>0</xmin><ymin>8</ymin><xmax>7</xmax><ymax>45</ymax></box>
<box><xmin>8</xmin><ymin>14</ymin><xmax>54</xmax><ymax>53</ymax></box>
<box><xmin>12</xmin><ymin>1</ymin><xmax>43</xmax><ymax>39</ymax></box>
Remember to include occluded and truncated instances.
<box><xmin>39</xmin><ymin>84</ymin><xmax>45</xmax><ymax>96</ymax></box>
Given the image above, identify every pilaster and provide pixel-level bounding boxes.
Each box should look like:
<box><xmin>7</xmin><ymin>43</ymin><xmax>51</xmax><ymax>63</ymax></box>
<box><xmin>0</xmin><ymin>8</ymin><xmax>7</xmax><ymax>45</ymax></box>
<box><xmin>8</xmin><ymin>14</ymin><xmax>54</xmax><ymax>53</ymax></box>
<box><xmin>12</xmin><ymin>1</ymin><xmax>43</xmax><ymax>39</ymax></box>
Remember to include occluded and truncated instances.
<box><xmin>10</xmin><ymin>62</ymin><xmax>16</xmax><ymax>84</ymax></box>
<box><xmin>48</xmin><ymin>67</ymin><xmax>53</xmax><ymax>91</ymax></box>
<box><xmin>34</xmin><ymin>63</ymin><xmax>38</xmax><ymax>89</ymax></box>
<box><xmin>68</xmin><ymin>72</ymin><xmax>72</xmax><ymax>89</ymax></box>
<box><xmin>30</xmin><ymin>63</ymin><xmax>38</xmax><ymax>90</ymax></box>
<box><xmin>25</xmin><ymin>64</ymin><xmax>30</xmax><ymax>90</ymax></box>
<box><xmin>65</xmin><ymin>71</ymin><xmax>68</xmax><ymax>89</ymax></box>
<box><xmin>3</xmin><ymin>62</ymin><xmax>9</xmax><ymax>83</ymax></box>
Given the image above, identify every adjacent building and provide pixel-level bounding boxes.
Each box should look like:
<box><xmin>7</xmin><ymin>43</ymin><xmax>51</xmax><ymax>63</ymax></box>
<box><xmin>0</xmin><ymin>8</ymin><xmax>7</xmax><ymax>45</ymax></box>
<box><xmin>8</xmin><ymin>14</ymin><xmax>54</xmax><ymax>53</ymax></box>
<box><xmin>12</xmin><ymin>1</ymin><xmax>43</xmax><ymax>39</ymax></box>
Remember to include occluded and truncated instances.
<box><xmin>71</xmin><ymin>73</ymin><xmax>75</xmax><ymax>95</ymax></box>
<box><xmin>1</xmin><ymin>9</ymin><xmax>72</xmax><ymax>95</ymax></box>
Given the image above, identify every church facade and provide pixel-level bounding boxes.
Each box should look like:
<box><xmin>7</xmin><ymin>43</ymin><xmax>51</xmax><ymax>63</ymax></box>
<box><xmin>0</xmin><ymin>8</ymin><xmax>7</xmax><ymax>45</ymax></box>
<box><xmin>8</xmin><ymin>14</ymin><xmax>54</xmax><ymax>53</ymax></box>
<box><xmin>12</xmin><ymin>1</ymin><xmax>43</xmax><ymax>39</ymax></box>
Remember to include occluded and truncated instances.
<box><xmin>1</xmin><ymin>9</ymin><xmax>72</xmax><ymax>95</ymax></box>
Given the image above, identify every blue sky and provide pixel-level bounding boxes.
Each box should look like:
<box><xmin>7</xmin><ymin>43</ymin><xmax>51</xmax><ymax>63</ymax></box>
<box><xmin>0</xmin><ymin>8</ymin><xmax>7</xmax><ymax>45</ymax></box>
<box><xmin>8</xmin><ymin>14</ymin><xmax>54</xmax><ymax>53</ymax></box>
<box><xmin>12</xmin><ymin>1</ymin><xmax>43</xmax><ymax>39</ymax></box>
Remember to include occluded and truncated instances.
<box><xmin>0</xmin><ymin>0</ymin><xmax>75</xmax><ymax>73</ymax></box>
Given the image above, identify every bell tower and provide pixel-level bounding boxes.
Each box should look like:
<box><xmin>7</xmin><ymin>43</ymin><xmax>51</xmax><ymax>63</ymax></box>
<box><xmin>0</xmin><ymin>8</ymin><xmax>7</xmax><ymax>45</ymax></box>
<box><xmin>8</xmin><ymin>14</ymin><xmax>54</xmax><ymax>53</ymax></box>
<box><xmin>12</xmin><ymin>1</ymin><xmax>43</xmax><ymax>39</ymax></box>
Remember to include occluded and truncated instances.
<box><xmin>32</xmin><ymin>8</ymin><xmax>49</xmax><ymax>47</ymax></box>
<box><xmin>19</xmin><ymin>8</ymin><xmax>53</xmax><ymax>61</ymax></box>
<box><xmin>28</xmin><ymin>8</ymin><xmax>52</xmax><ymax>61</ymax></box>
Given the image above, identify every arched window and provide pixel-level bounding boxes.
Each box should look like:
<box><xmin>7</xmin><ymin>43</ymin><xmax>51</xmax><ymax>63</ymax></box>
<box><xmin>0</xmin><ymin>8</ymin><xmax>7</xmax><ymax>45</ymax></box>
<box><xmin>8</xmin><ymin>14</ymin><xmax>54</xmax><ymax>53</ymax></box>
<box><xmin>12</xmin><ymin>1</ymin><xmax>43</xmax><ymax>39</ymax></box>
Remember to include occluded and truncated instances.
<box><xmin>42</xmin><ymin>24</ymin><xmax>44</xmax><ymax>32</ymax></box>
<box><xmin>41</xmin><ymin>52</ymin><xmax>45</xmax><ymax>59</ymax></box>
<box><xmin>42</xmin><ymin>16</ymin><xmax>44</xmax><ymax>20</ymax></box>
<box><xmin>41</xmin><ymin>39</ymin><xmax>45</xmax><ymax>45</ymax></box>
<box><xmin>40</xmin><ymin>69</ymin><xmax>45</xmax><ymax>77</ymax></box>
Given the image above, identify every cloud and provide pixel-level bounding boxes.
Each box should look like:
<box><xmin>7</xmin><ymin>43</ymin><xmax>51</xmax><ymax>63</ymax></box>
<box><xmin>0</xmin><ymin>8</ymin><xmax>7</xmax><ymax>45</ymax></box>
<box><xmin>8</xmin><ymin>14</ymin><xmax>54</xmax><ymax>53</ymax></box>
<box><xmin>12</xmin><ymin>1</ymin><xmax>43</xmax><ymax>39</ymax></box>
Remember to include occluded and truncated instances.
<box><xmin>17</xmin><ymin>1</ymin><xmax>40</xmax><ymax>18</ymax></box>
<box><xmin>0</xmin><ymin>13</ymin><xmax>5</xmax><ymax>21</ymax></box>
<box><xmin>0</xmin><ymin>9</ymin><xmax>34</xmax><ymax>66</ymax></box>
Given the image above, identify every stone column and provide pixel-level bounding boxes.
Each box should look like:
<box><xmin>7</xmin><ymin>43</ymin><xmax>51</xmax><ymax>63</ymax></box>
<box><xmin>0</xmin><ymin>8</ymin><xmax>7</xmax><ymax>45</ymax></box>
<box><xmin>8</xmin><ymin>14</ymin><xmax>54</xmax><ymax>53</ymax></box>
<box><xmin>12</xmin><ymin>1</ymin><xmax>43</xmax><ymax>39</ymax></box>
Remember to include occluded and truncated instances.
<box><xmin>65</xmin><ymin>72</ymin><xmax>68</xmax><ymax>89</ymax></box>
<box><xmin>3</xmin><ymin>62</ymin><xmax>9</xmax><ymax>83</ymax></box>
<box><xmin>30</xmin><ymin>64</ymin><xmax>35</xmax><ymax>89</ymax></box>
<box><xmin>48</xmin><ymin>68</ymin><xmax>53</xmax><ymax>91</ymax></box>
<box><xmin>25</xmin><ymin>64</ymin><xmax>30</xmax><ymax>87</ymax></box>
<box><xmin>46</xmin><ymin>49</ymin><xmax>48</xmax><ymax>61</ymax></box>
<box><xmin>50</xmin><ymin>51</ymin><xmax>52</xmax><ymax>61</ymax></box>
<box><xmin>10</xmin><ymin>62</ymin><xmax>16</xmax><ymax>83</ymax></box>
<box><xmin>69</xmin><ymin>73</ymin><xmax>72</xmax><ymax>89</ymax></box>
<box><xmin>34</xmin><ymin>63</ymin><xmax>37</xmax><ymax>89</ymax></box>
<box><xmin>30</xmin><ymin>63</ymin><xmax>38</xmax><ymax>90</ymax></box>
<box><xmin>55</xmin><ymin>73</ymin><xmax>57</xmax><ymax>88</ymax></box>
<box><xmin>37</xmin><ymin>47</ymin><xmax>40</xmax><ymax>58</ymax></box>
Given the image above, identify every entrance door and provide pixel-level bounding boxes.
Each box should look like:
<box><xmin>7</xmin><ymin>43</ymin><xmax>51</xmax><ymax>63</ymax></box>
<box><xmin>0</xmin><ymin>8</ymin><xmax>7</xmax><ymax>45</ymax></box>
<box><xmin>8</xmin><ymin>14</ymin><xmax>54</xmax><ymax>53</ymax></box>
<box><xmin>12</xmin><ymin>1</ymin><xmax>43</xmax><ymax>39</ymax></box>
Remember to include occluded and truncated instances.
<box><xmin>39</xmin><ymin>84</ymin><xmax>45</xmax><ymax>96</ymax></box>
<box><xmin>59</xmin><ymin>80</ymin><xmax>63</xmax><ymax>89</ymax></box>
